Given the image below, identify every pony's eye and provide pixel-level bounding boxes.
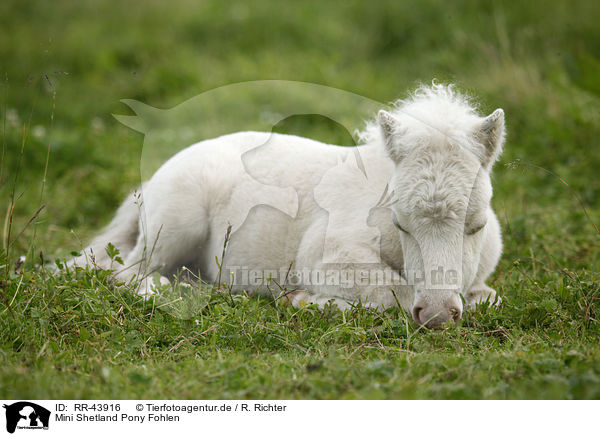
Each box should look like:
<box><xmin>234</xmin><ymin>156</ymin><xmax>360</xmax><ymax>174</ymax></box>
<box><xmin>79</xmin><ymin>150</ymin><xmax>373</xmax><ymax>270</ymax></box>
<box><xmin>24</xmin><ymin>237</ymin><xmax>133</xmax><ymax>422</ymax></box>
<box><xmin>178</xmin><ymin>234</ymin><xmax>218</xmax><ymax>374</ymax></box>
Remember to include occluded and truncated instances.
<box><xmin>466</xmin><ymin>222</ymin><xmax>486</xmax><ymax>235</ymax></box>
<box><xmin>392</xmin><ymin>213</ymin><xmax>409</xmax><ymax>234</ymax></box>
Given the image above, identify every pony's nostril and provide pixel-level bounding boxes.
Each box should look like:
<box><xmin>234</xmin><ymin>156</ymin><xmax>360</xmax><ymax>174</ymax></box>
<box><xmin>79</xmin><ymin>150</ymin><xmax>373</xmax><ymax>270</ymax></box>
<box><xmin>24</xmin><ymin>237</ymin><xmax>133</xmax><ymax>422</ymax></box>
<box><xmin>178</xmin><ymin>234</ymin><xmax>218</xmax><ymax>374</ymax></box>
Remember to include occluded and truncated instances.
<box><xmin>412</xmin><ymin>306</ymin><xmax>424</xmax><ymax>324</ymax></box>
<box><xmin>449</xmin><ymin>307</ymin><xmax>462</xmax><ymax>322</ymax></box>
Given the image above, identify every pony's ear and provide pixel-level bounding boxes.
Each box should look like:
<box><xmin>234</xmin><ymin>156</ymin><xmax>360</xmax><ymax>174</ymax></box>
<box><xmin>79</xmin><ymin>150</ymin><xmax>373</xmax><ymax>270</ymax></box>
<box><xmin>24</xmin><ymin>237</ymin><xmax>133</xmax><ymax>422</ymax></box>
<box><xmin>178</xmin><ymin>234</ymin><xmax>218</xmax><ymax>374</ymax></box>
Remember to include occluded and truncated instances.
<box><xmin>378</xmin><ymin>110</ymin><xmax>406</xmax><ymax>163</ymax></box>
<box><xmin>477</xmin><ymin>108</ymin><xmax>505</xmax><ymax>169</ymax></box>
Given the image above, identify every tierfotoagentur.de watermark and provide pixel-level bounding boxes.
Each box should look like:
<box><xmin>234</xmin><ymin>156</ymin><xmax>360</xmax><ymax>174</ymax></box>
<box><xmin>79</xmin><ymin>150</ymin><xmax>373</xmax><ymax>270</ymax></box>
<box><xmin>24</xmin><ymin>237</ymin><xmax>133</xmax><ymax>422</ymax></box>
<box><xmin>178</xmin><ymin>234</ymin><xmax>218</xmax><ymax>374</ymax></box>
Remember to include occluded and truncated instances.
<box><xmin>227</xmin><ymin>265</ymin><xmax>459</xmax><ymax>290</ymax></box>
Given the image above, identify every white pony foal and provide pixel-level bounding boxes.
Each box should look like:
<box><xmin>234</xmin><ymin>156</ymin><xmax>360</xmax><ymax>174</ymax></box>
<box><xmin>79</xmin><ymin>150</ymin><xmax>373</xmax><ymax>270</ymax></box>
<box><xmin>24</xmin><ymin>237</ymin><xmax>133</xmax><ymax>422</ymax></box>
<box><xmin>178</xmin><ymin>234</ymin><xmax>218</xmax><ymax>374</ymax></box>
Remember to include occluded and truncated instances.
<box><xmin>76</xmin><ymin>84</ymin><xmax>504</xmax><ymax>328</ymax></box>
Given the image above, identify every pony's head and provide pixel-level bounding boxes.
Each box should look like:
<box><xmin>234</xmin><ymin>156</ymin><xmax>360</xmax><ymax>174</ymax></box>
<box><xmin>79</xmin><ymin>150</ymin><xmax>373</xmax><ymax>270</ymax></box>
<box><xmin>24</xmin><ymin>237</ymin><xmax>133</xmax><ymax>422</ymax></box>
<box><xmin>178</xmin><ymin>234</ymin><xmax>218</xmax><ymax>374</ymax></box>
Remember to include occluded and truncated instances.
<box><xmin>366</xmin><ymin>84</ymin><xmax>505</xmax><ymax>328</ymax></box>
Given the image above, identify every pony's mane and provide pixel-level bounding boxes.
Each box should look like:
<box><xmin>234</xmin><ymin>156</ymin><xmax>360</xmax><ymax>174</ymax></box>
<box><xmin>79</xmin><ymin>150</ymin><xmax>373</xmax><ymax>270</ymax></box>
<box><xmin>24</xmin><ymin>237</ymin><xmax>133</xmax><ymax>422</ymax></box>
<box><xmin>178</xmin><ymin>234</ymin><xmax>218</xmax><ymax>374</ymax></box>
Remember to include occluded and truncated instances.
<box><xmin>357</xmin><ymin>83</ymin><xmax>485</xmax><ymax>160</ymax></box>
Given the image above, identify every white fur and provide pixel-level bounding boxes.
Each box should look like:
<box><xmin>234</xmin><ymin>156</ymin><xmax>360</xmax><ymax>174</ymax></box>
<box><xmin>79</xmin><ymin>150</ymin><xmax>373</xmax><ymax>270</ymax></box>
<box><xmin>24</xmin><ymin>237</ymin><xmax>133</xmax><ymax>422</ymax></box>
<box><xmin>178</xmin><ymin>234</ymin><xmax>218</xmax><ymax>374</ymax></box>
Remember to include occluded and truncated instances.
<box><xmin>74</xmin><ymin>84</ymin><xmax>505</xmax><ymax>328</ymax></box>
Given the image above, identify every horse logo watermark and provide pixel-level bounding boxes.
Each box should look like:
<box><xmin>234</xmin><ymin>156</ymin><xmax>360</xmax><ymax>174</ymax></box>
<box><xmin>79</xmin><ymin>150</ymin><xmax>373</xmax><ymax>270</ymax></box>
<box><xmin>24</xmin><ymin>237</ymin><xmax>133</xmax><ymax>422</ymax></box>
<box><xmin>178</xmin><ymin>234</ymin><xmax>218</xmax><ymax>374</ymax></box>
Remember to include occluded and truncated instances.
<box><xmin>71</xmin><ymin>81</ymin><xmax>504</xmax><ymax>327</ymax></box>
<box><xmin>3</xmin><ymin>402</ymin><xmax>50</xmax><ymax>433</ymax></box>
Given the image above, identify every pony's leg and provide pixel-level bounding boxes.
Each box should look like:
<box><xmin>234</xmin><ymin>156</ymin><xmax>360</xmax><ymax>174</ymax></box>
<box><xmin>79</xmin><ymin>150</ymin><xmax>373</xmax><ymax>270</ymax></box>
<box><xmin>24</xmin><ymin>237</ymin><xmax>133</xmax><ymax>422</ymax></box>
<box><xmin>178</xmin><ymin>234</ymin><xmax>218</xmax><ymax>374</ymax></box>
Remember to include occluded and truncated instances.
<box><xmin>465</xmin><ymin>210</ymin><xmax>502</xmax><ymax>308</ymax></box>
<box><xmin>295</xmin><ymin>220</ymin><xmax>412</xmax><ymax>311</ymax></box>
<box><xmin>288</xmin><ymin>266</ymin><xmax>409</xmax><ymax>311</ymax></box>
<box><xmin>465</xmin><ymin>283</ymin><xmax>499</xmax><ymax>307</ymax></box>
<box><xmin>289</xmin><ymin>260</ymin><xmax>410</xmax><ymax>311</ymax></box>
<box><xmin>288</xmin><ymin>291</ymin><xmax>353</xmax><ymax>310</ymax></box>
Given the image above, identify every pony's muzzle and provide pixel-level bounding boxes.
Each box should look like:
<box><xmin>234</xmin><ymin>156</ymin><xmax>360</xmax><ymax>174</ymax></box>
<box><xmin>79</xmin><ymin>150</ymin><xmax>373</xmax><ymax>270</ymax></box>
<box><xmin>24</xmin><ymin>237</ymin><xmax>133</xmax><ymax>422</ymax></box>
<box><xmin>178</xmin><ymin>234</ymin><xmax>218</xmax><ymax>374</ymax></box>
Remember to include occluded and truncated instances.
<box><xmin>412</xmin><ymin>293</ymin><xmax>463</xmax><ymax>329</ymax></box>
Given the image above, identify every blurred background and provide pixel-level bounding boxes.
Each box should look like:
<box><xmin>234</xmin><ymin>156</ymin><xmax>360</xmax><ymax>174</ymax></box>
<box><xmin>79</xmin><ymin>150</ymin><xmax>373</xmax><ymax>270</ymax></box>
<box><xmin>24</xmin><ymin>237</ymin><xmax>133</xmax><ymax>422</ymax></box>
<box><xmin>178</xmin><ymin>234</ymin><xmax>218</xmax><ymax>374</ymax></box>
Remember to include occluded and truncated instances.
<box><xmin>0</xmin><ymin>0</ymin><xmax>598</xmax><ymax>268</ymax></box>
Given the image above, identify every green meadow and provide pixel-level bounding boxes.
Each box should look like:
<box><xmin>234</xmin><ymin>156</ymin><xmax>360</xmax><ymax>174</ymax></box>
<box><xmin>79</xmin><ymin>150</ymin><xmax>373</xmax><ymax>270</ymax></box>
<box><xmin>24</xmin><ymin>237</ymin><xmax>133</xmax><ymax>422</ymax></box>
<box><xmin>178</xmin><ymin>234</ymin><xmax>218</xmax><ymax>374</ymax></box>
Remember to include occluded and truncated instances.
<box><xmin>0</xmin><ymin>0</ymin><xmax>599</xmax><ymax>399</ymax></box>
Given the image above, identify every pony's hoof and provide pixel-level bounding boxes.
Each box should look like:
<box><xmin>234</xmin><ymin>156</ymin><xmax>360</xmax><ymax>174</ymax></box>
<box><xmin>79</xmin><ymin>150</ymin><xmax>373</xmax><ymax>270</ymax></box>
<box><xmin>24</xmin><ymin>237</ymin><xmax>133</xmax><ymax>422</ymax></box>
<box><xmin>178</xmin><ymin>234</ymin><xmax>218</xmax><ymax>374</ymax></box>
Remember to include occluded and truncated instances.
<box><xmin>466</xmin><ymin>287</ymin><xmax>500</xmax><ymax>308</ymax></box>
<box><xmin>135</xmin><ymin>275</ymin><xmax>172</xmax><ymax>299</ymax></box>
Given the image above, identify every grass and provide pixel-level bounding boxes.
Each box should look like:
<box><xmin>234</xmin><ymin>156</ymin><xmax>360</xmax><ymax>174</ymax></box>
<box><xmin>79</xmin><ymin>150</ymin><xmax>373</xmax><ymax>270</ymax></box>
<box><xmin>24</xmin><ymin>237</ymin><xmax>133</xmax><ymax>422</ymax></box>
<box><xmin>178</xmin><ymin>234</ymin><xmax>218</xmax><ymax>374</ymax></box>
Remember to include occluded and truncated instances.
<box><xmin>1</xmin><ymin>0</ymin><xmax>599</xmax><ymax>399</ymax></box>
